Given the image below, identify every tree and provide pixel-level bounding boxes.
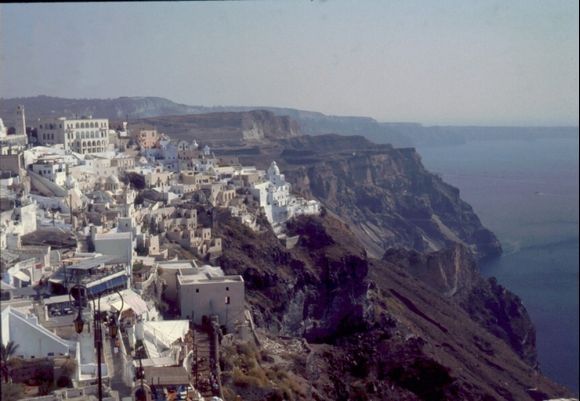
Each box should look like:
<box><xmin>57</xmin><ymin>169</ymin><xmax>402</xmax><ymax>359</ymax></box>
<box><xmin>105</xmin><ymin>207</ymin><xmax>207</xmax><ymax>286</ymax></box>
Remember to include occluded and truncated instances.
<box><xmin>0</xmin><ymin>341</ymin><xmax>19</xmax><ymax>383</ymax></box>
<box><xmin>57</xmin><ymin>358</ymin><xmax>77</xmax><ymax>388</ymax></box>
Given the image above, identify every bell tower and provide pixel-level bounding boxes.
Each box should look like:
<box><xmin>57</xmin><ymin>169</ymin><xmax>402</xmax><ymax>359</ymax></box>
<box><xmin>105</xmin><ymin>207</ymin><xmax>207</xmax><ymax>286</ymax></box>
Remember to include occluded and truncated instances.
<box><xmin>16</xmin><ymin>105</ymin><xmax>26</xmax><ymax>136</ymax></box>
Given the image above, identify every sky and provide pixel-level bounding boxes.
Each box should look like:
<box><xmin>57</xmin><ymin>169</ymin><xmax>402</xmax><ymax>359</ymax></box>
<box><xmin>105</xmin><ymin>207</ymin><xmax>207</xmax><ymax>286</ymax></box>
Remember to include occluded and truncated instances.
<box><xmin>1</xmin><ymin>1</ymin><xmax>578</xmax><ymax>126</ymax></box>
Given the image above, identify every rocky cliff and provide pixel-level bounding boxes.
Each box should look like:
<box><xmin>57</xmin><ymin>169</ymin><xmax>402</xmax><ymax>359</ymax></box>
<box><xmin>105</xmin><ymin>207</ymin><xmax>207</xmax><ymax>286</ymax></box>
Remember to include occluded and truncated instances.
<box><xmin>132</xmin><ymin>110</ymin><xmax>300</xmax><ymax>146</ymax></box>
<box><xmin>5</xmin><ymin>96</ymin><xmax>574</xmax><ymax>147</ymax></box>
<box><xmin>265</xmin><ymin>134</ymin><xmax>502</xmax><ymax>261</ymax></box>
<box><xmin>383</xmin><ymin>245</ymin><xmax>537</xmax><ymax>366</ymax></box>
<box><xmin>214</xmin><ymin>212</ymin><xmax>570</xmax><ymax>401</ymax></box>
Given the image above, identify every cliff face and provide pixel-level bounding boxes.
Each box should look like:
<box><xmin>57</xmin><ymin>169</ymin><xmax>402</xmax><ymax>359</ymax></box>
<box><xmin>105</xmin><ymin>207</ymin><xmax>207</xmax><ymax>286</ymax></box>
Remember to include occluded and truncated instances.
<box><xmin>215</xmin><ymin>211</ymin><xmax>371</xmax><ymax>342</ymax></box>
<box><xmin>273</xmin><ymin>135</ymin><xmax>501</xmax><ymax>260</ymax></box>
<box><xmin>382</xmin><ymin>245</ymin><xmax>537</xmax><ymax>366</ymax></box>
<box><xmin>132</xmin><ymin>110</ymin><xmax>300</xmax><ymax>146</ymax></box>
<box><xmin>214</xmin><ymin>212</ymin><xmax>569</xmax><ymax>401</ymax></box>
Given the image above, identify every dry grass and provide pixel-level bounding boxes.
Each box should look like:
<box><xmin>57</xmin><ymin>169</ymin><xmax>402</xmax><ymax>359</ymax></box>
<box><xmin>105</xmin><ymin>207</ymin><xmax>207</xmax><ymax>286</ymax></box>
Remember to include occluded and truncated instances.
<box><xmin>221</xmin><ymin>339</ymin><xmax>310</xmax><ymax>401</ymax></box>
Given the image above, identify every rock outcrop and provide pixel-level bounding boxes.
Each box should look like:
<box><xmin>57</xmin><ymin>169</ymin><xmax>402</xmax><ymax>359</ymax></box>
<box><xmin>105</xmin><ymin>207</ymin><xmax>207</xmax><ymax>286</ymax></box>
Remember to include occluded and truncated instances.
<box><xmin>272</xmin><ymin>134</ymin><xmax>502</xmax><ymax>260</ymax></box>
<box><xmin>215</xmin><ymin>212</ymin><xmax>570</xmax><ymax>401</ymax></box>
<box><xmin>383</xmin><ymin>245</ymin><xmax>537</xmax><ymax>366</ymax></box>
<box><xmin>215</xmin><ymin>210</ymin><xmax>370</xmax><ymax>342</ymax></box>
<box><xmin>132</xmin><ymin>110</ymin><xmax>300</xmax><ymax>146</ymax></box>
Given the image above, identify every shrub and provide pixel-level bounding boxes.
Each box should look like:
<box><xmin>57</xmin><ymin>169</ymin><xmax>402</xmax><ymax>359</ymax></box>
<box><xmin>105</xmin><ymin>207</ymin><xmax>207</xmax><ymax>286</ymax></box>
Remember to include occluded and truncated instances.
<box><xmin>232</xmin><ymin>367</ymin><xmax>262</xmax><ymax>389</ymax></box>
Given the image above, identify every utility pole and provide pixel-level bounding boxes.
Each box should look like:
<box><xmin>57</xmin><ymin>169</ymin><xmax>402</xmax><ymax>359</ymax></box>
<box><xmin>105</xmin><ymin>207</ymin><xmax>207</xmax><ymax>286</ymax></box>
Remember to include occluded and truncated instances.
<box><xmin>95</xmin><ymin>297</ymin><xmax>103</xmax><ymax>401</ymax></box>
<box><xmin>69</xmin><ymin>193</ymin><xmax>73</xmax><ymax>225</ymax></box>
<box><xmin>194</xmin><ymin>327</ymin><xmax>198</xmax><ymax>390</ymax></box>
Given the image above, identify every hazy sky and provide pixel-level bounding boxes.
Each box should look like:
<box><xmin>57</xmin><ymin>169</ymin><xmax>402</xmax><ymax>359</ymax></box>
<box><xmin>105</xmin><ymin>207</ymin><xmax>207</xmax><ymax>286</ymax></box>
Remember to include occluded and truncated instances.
<box><xmin>1</xmin><ymin>1</ymin><xmax>578</xmax><ymax>125</ymax></box>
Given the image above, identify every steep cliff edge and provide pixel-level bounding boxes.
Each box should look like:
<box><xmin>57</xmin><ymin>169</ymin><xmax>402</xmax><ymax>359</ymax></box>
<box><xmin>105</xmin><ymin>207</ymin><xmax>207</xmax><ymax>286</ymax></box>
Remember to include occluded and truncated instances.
<box><xmin>214</xmin><ymin>212</ymin><xmax>570</xmax><ymax>401</ymax></box>
<box><xmin>132</xmin><ymin>109</ymin><xmax>300</xmax><ymax>146</ymax></box>
<box><xmin>383</xmin><ymin>245</ymin><xmax>537</xmax><ymax>366</ymax></box>
<box><xmin>215</xmin><ymin>210</ymin><xmax>370</xmax><ymax>342</ymax></box>
<box><xmin>270</xmin><ymin>134</ymin><xmax>502</xmax><ymax>260</ymax></box>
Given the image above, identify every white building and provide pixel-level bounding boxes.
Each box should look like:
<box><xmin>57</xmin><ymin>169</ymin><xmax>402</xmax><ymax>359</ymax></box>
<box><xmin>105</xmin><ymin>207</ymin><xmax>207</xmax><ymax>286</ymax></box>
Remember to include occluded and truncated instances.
<box><xmin>36</xmin><ymin>116</ymin><xmax>109</xmax><ymax>154</ymax></box>
<box><xmin>30</xmin><ymin>157</ymin><xmax>67</xmax><ymax>187</ymax></box>
<box><xmin>176</xmin><ymin>266</ymin><xmax>244</xmax><ymax>333</ymax></box>
<box><xmin>0</xmin><ymin>107</ymin><xmax>28</xmax><ymax>146</ymax></box>
<box><xmin>3</xmin><ymin>258</ymin><xmax>40</xmax><ymax>288</ymax></box>
<box><xmin>0</xmin><ymin>118</ymin><xmax>7</xmax><ymax>138</ymax></box>
<box><xmin>157</xmin><ymin>260</ymin><xmax>198</xmax><ymax>304</ymax></box>
<box><xmin>0</xmin><ymin>197</ymin><xmax>38</xmax><ymax>243</ymax></box>
<box><xmin>1</xmin><ymin>305</ymin><xmax>74</xmax><ymax>358</ymax></box>
<box><xmin>251</xmin><ymin>161</ymin><xmax>320</xmax><ymax>230</ymax></box>
<box><xmin>92</xmin><ymin>230</ymin><xmax>135</xmax><ymax>267</ymax></box>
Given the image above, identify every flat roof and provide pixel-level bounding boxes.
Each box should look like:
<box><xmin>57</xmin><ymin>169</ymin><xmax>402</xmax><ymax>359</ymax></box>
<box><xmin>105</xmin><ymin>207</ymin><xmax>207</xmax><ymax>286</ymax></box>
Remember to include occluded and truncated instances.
<box><xmin>143</xmin><ymin>320</ymin><xmax>189</xmax><ymax>347</ymax></box>
<box><xmin>95</xmin><ymin>289</ymin><xmax>148</xmax><ymax>315</ymax></box>
<box><xmin>93</xmin><ymin>231</ymin><xmax>132</xmax><ymax>240</ymax></box>
<box><xmin>157</xmin><ymin>260</ymin><xmax>197</xmax><ymax>270</ymax></box>
<box><xmin>44</xmin><ymin>294</ymin><xmax>72</xmax><ymax>306</ymax></box>
<box><xmin>66</xmin><ymin>255</ymin><xmax>122</xmax><ymax>271</ymax></box>
<box><xmin>178</xmin><ymin>274</ymin><xmax>243</xmax><ymax>285</ymax></box>
<box><xmin>144</xmin><ymin>366</ymin><xmax>190</xmax><ymax>386</ymax></box>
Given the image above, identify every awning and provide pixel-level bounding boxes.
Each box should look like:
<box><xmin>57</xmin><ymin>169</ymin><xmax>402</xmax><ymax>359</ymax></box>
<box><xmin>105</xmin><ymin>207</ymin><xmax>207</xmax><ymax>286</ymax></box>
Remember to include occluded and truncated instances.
<box><xmin>13</xmin><ymin>271</ymin><xmax>30</xmax><ymax>282</ymax></box>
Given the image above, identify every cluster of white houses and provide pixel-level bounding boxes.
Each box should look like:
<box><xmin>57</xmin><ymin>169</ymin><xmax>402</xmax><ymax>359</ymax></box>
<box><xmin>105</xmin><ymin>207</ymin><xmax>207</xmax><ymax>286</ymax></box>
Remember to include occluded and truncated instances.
<box><xmin>0</xmin><ymin>105</ymin><xmax>320</xmax><ymax>401</ymax></box>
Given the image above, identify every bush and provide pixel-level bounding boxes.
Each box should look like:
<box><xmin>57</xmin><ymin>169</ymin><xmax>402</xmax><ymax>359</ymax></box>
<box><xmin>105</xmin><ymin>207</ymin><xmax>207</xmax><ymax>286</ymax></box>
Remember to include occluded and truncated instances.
<box><xmin>57</xmin><ymin>375</ymin><xmax>73</xmax><ymax>388</ymax></box>
<box><xmin>232</xmin><ymin>367</ymin><xmax>262</xmax><ymax>389</ymax></box>
<box><xmin>260</xmin><ymin>350</ymin><xmax>275</xmax><ymax>363</ymax></box>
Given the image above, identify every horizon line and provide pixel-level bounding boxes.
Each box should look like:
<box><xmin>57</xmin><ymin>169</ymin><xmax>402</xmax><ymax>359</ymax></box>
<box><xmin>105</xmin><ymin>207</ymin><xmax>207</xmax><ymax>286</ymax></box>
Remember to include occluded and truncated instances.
<box><xmin>1</xmin><ymin>94</ymin><xmax>578</xmax><ymax>129</ymax></box>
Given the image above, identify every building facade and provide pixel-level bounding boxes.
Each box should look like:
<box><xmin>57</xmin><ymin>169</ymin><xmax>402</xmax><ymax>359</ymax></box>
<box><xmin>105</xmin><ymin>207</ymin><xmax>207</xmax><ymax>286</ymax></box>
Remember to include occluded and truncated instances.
<box><xmin>30</xmin><ymin>158</ymin><xmax>67</xmax><ymax>186</ymax></box>
<box><xmin>36</xmin><ymin>116</ymin><xmax>109</xmax><ymax>154</ymax></box>
<box><xmin>177</xmin><ymin>270</ymin><xmax>244</xmax><ymax>333</ymax></box>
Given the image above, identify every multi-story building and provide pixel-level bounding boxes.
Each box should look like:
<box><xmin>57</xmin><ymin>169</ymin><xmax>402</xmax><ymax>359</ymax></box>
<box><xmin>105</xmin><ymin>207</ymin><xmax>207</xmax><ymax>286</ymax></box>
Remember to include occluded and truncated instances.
<box><xmin>30</xmin><ymin>156</ymin><xmax>67</xmax><ymax>186</ymax></box>
<box><xmin>133</xmin><ymin>128</ymin><xmax>159</xmax><ymax>149</ymax></box>
<box><xmin>0</xmin><ymin>107</ymin><xmax>28</xmax><ymax>147</ymax></box>
<box><xmin>36</xmin><ymin>116</ymin><xmax>109</xmax><ymax>154</ymax></box>
<box><xmin>251</xmin><ymin>161</ymin><xmax>320</xmax><ymax>229</ymax></box>
<box><xmin>177</xmin><ymin>267</ymin><xmax>244</xmax><ymax>333</ymax></box>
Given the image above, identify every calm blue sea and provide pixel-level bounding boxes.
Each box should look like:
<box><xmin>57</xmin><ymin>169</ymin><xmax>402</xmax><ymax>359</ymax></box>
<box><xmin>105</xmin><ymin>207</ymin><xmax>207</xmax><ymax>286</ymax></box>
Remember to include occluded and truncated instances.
<box><xmin>417</xmin><ymin>136</ymin><xmax>579</xmax><ymax>394</ymax></box>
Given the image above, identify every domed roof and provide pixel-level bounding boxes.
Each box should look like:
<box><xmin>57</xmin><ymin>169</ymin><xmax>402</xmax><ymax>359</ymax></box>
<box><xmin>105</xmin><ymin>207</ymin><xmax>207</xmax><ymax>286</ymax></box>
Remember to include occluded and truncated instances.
<box><xmin>106</xmin><ymin>175</ymin><xmax>120</xmax><ymax>184</ymax></box>
<box><xmin>97</xmin><ymin>176</ymin><xmax>106</xmax><ymax>185</ymax></box>
<box><xmin>268</xmin><ymin>161</ymin><xmax>280</xmax><ymax>176</ymax></box>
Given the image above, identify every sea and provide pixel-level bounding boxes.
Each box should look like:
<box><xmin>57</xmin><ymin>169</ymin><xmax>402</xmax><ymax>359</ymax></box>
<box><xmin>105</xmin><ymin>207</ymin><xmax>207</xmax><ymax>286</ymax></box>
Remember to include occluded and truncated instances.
<box><xmin>416</xmin><ymin>135</ymin><xmax>579</xmax><ymax>394</ymax></box>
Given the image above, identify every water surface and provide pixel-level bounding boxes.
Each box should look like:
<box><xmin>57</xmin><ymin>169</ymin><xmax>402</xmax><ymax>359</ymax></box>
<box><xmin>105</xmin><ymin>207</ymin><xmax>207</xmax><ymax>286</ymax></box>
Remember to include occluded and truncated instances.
<box><xmin>417</xmin><ymin>136</ymin><xmax>579</xmax><ymax>394</ymax></box>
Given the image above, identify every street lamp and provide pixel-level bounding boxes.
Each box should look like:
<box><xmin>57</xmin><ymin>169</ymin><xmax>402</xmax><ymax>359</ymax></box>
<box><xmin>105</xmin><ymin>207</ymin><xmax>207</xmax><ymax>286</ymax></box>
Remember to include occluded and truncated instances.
<box><xmin>69</xmin><ymin>285</ymin><xmax>124</xmax><ymax>401</ymax></box>
<box><xmin>135</xmin><ymin>345</ymin><xmax>147</xmax><ymax>401</ymax></box>
<box><xmin>73</xmin><ymin>308</ymin><xmax>84</xmax><ymax>334</ymax></box>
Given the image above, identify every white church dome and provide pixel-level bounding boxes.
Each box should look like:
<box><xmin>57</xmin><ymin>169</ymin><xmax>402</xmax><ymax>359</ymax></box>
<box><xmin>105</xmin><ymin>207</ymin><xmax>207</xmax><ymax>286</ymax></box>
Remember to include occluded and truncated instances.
<box><xmin>268</xmin><ymin>161</ymin><xmax>280</xmax><ymax>176</ymax></box>
<box><xmin>106</xmin><ymin>175</ymin><xmax>120</xmax><ymax>185</ymax></box>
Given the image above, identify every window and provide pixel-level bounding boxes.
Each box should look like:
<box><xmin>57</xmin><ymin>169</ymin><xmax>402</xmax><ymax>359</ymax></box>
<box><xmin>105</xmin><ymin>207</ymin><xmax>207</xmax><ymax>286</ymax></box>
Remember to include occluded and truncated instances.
<box><xmin>225</xmin><ymin>296</ymin><xmax>230</xmax><ymax>305</ymax></box>
<box><xmin>195</xmin><ymin>289</ymin><xmax>199</xmax><ymax>293</ymax></box>
<box><xmin>226</xmin><ymin>287</ymin><xmax>229</xmax><ymax>291</ymax></box>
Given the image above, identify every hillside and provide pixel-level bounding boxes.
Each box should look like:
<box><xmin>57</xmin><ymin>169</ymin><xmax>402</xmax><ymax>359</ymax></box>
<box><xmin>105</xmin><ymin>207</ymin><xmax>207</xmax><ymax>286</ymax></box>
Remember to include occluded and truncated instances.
<box><xmin>229</xmin><ymin>134</ymin><xmax>502</xmax><ymax>260</ymax></box>
<box><xmin>131</xmin><ymin>110</ymin><xmax>300</xmax><ymax>146</ymax></box>
<box><xmin>213</xmin><ymin>212</ymin><xmax>571</xmax><ymax>401</ymax></box>
<box><xmin>2</xmin><ymin>96</ymin><xmax>576</xmax><ymax>148</ymax></box>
